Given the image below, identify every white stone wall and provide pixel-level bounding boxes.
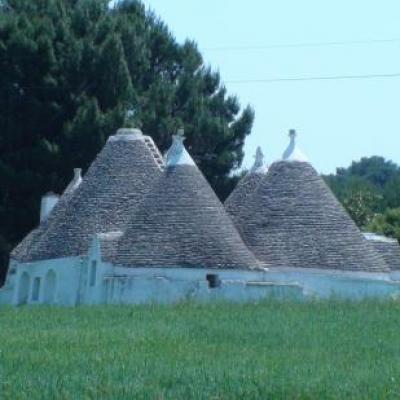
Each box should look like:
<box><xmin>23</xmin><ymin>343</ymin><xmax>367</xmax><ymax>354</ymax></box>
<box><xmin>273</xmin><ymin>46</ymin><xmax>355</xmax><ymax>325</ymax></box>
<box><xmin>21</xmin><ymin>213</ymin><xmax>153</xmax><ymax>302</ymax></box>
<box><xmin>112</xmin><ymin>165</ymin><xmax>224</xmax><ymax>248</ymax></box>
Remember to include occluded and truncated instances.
<box><xmin>88</xmin><ymin>264</ymin><xmax>400</xmax><ymax>305</ymax></box>
<box><xmin>100</xmin><ymin>266</ymin><xmax>303</xmax><ymax>305</ymax></box>
<box><xmin>265</xmin><ymin>267</ymin><xmax>400</xmax><ymax>300</ymax></box>
<box><xmin>2</xmin><ymin>257</ymin><xmax>400</xmax><ymax>307</ymax></box>
<box><xmin>1</xmin><ymin>257</ymin><xmax>82</xmax><ymax>306</ymax></box>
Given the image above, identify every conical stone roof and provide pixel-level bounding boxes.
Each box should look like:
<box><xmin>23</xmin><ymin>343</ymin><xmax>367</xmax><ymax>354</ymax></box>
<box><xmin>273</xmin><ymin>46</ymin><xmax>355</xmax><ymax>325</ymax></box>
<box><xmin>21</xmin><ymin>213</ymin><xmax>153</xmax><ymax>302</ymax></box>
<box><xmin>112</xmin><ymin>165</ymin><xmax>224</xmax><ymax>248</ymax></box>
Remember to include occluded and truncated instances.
<box><xmin>114</xmin><ymin>133</ymin><xmax>260</xmax><ymax>269</ymax></box>
<box><xmin>364</xmin><ymin>233</ymin><xmax>400</xmax><ymax>271</ymax></box>
<box><xmin>24</xmin><ymin>128</ymin><xmax>164</xmax><ymax>261</ymax></box>
<box><xmin>11</xmin><ymin>169</ymin><xmax>83</xmax><ymax>262</ymax></box>
<box><xmin>225</xmin><ymin>146</ymin><xmax>268</xmax><ymax>228</ymax></box>
<box><xmin>233</xmin><ymin>131</ymin><xmax>389</xmax><ymax>272</ymax></box>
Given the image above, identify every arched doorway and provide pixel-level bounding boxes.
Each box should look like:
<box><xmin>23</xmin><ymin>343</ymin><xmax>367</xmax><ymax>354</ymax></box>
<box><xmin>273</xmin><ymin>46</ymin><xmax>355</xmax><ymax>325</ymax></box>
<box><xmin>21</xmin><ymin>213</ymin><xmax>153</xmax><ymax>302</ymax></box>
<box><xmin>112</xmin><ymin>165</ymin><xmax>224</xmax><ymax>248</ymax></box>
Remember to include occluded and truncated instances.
<box><xmin>44</xmin><ymin>270</ymin><xmax>56</xmax><ymax>304</ymax></box>
<box><xmin>17</xmin><ymin>272</ymin><xmax>30</xmax><ymax>305</ymax></box>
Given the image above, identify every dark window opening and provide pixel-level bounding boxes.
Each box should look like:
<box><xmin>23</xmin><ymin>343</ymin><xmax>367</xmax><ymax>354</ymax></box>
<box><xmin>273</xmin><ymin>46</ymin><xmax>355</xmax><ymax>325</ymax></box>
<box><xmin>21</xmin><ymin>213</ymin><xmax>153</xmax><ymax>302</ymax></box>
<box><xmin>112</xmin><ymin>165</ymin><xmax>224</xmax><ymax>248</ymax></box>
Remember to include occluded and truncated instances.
<box><xmin>32</xmin><ymin>277</ymin><xmax>41</xmax><ymax>301</ymax></box>
<box><xmin>206</xmin><ymin>274</ymin><xmax>221</xmax><ymax>288</ymax></box>
<box><xmin>89</xmin><ymin>261</ymin><xmax>97</xmax><ymax>287</ymax></box>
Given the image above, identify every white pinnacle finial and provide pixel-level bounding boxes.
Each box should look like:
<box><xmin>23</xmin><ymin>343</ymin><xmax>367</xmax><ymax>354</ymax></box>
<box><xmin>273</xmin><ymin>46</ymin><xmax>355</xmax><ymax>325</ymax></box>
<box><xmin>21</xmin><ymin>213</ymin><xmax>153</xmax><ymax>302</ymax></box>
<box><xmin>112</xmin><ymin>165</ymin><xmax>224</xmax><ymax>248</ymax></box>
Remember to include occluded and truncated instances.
<box><xmin>166</xmin><ymin>128</ymin><xmax>195</xmax><ymax>167</ymax></box>
<box><xmin>251</xmin><ymin>146</ymin><xmax>268</xmax><ymax>173</ymax></box>
<box><xmin>282</xmin><ymin>129</ymin><xmax>308</xmax><ymax>162</ymax></box>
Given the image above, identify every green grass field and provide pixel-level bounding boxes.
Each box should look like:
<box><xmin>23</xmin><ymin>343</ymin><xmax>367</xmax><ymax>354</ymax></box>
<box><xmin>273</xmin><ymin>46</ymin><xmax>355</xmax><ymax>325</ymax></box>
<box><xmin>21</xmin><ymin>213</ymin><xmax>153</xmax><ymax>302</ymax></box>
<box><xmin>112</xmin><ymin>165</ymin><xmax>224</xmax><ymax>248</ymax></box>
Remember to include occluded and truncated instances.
<box><xmin>1</xmin><ymin>301</ymin><xmax>400</xmax><ymax>399</ymax></box>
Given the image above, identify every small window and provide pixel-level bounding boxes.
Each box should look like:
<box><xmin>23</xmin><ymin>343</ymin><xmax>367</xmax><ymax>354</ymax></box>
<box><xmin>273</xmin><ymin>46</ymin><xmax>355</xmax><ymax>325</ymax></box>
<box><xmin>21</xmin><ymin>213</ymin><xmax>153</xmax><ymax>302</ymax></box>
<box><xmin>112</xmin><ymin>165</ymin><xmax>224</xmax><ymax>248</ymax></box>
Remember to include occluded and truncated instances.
<box><xmin>18</xmin><ymin>272</ymin><xmax>30</xmax><ymax>305</ymax></box>
<box><xmin>32</xmin><ymin>277</ymin><xmax>41</xmax><ymax>301</ymax></box>
<box><xmin>89</xmin><ymin>261</ymin><xmax>97</xmax><ymax>287</ymax></box>
<box><xmin>206</xmin><ymin>274</ymin><xmax>221</xmax><ymax>289</ymax></box>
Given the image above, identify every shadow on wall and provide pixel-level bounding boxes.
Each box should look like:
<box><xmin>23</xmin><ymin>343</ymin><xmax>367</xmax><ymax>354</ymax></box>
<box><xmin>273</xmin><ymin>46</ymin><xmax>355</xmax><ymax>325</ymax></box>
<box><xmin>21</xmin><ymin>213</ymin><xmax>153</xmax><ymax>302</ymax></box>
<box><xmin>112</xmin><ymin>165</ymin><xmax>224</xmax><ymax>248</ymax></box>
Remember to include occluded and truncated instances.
<box><xmin>44</xmin><ymin>269</ymin><xmax>56</xmax><ymax>304</ymax></box>
<box><xmin>15</xmin><ymin>269</ymin><xmax>57</xmax><ymax>305</ymax></box>
<box><xmin>17</xmin><ymin>271</ymin><xmax>30</xmax><ymax>305</ymax></box>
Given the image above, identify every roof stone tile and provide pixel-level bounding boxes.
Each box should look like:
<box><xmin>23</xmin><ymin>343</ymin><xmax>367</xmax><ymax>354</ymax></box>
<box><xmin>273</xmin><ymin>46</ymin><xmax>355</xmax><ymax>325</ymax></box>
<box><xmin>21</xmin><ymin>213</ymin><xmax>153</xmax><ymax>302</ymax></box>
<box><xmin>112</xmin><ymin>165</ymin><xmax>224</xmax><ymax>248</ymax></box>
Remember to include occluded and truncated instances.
<box><xmin>231</xmin><ymin>160</ymin><xmax>389</xmax><ymax>272</ymax></box>
<box><xmin>114</xmin><ymin>140</ymin><xmax>261</xmax><ymax>269</ymax></box>
<box><xmin>18</xmin><ymin>129</ymin><xmax>162</xmax><ymax>261</ymax></box>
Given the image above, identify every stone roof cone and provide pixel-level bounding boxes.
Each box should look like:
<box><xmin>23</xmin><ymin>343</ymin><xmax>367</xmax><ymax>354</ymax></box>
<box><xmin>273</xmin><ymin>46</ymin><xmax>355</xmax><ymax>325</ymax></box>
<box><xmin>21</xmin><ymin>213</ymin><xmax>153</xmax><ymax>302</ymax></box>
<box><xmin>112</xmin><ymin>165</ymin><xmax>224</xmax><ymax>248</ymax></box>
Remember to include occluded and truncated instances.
<box><xmin>364</xmin><ymin>233</ymin><xmax>400</xmax><ymax>271</ymax></box>
<box><xmin>225</xmin><ymin>146</ymin><xmax>268</xmax><ymax>228</ymax></box>
<box><xmin>16</xmin><ymin>128</ymin><xmax>164</xmax><ymax>262</ymax></box>
<box><xmin>11</xmin><ymin>168</ymin><xmax>84</xmax><ymax>261</ymax></box>
<box><xmin>231</xmin><ymin>130</ymin><xmax>389</xmax><ymax>272</ymax></box>
<box><xmin>114</xmin><ymin>130</ymin><xmax>260</xmax><ymax>269</ymax></box>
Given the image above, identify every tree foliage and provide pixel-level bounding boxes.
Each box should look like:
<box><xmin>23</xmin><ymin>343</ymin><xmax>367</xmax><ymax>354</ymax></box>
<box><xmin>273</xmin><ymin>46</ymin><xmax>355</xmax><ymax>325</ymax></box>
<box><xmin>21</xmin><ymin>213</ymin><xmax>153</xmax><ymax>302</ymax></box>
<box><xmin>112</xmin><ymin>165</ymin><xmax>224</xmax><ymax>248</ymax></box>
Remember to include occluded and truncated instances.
<box><xmin>342</xmin><ymin>190</ymin><xmax>382</xmax><ymax>228</ymax></box>
<box><xmin>0</xmin><ymin>0</ymin><xmax>254</xmax><ymax>281</ymax></box>
<box><xmin>367</xmin><ymin>208</ymin><xmax>400</xmax><ymax>243</ymax></box>
<box><xmin>324</xmin><ymin>156</ymin><xmax>400</xmax><ymax>239</ymax></box>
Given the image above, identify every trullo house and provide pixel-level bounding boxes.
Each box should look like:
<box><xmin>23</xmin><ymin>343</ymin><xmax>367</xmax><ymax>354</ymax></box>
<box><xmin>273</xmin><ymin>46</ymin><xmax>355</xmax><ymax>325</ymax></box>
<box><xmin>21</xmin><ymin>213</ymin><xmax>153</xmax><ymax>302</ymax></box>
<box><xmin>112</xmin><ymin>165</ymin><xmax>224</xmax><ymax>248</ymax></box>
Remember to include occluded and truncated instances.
<box><xmin>1</xmin><ymin>128</ymin><xmax>165</xmax><ymax>305</ymax></box>
<box><xmin>0</xmin><ymin>128</ymin><xmax>301</xmax><ymax>306</ymax></box>
<box><xmin>224</xmin><ymin>130</ymin><xmax>400</xmax><ymax>299</ymax></box>
<box><xmin>1</xmin><ymin>128</ymin><xmax>400</xmax><ymax>306</ymax></box>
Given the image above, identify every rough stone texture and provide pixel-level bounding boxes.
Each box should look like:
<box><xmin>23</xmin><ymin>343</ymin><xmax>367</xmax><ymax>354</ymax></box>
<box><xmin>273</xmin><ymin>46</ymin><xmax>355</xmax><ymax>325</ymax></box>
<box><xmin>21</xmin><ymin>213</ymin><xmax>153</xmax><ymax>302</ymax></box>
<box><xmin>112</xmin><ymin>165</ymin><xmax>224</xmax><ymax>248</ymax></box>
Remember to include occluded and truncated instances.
<box><xmin>97</xmin><ymin>231</ymin><xmax>123</xmax><ymax>262</ymax></box>
<box><xmin>225</xmin><ymin>172</ymin><xmax>265</xmax><ymax>228</ymax></box>
<box><xmin>233</xmin><ymin>160</ymin><xmax>389</xmax><ymax>272</ymax></box>
<box><xmin>11</xmin><ymin>227</ymin><xmax>45</xmax><ymax>262</ymax></box>
<box><xmin>11</xmin><ymin>172</ymin><xmax>81</xmax><ymax>262</ymax></box>
<box><xmin>364</xmin><ymin>234</ymin><xmax>400</xmax><ymax>271</ymax></box>
<box><xmin>22</xmin><ymin>134</ymin><xmax>163</xmax><ymax>261</ymax></box>
<box><xmin>372</xmin><ymin>241</ymin><xmax>400</xmax><ymax>271</ymax></box>
<box><xmin>114</xmin><ymin>163</ymin><xmax>261</xmax><ymax>269</ymax></box>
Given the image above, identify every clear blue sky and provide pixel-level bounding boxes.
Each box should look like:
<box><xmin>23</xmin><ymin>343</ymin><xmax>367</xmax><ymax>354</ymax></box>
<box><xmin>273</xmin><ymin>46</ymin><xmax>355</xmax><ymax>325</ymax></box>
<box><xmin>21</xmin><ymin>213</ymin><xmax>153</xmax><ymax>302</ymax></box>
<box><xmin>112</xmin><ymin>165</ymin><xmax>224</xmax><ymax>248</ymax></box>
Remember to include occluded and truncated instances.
<box><xmin>140</xmin><ymin>0</ymin><xmax>400</xmax><ymax>173</ymax></box>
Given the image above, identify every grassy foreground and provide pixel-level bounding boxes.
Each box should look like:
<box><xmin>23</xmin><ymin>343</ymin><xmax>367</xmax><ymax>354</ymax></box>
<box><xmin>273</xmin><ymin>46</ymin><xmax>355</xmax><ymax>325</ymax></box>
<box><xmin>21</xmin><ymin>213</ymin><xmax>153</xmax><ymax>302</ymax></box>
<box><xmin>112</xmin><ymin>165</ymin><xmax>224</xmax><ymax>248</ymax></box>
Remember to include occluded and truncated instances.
<box><xmin>1</xmin><ymin>301</ymin><xmax>400</xmax><ymax>399</ymax></box>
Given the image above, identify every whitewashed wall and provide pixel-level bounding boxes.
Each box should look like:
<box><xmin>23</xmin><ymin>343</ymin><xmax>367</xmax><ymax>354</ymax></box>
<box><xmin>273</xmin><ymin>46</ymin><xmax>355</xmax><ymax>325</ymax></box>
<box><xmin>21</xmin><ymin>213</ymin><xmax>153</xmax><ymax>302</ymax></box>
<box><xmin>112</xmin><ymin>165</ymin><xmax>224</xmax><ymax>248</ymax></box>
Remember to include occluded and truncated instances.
<box><xmin>99</xmin><ymin>266</ymin><xmax>303</xmax><ymax>305</ymax></box>
<box><xmin>2</xmin><ymin>256</ymin><xmax>400</xmax><ymax>307</ymax></box>
<box><xmin>1</xmin><ymin>257</ymin><xmax>82</xmax><ymax>306</ymax></box>
<box><xmin>96</xmin><ymin>265</ymin><xmax>400</xmax><ymax>305</ymax></box>
<box><xmin>265</xmin><ymin>267</ymin><xmax>400</xmax><ymax>300</ymax></box>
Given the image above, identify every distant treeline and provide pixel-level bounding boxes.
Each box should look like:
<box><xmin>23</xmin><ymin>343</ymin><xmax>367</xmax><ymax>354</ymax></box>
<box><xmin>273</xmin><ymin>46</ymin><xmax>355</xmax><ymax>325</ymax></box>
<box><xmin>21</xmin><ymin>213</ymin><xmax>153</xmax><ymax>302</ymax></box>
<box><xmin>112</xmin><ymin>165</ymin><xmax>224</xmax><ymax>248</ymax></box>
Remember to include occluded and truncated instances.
<box><xmin>323</xmin><ymin>156</ymin><xmax>400</xmax><ymax>242</ymax></box>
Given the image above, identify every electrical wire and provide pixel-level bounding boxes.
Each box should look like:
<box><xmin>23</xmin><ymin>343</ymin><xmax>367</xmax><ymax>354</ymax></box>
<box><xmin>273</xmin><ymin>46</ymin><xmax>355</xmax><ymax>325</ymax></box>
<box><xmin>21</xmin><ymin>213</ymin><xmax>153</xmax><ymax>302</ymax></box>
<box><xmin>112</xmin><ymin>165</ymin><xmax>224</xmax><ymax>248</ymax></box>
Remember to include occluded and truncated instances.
<box><xmin>225</xmin><ymin>72</ymin><xmax>400</xmax><ymax>84</ymax></box>
<box><xmin>204</xmin><ymin>38</ymin><xmax>400</xmax><ymax>52</ymax></box>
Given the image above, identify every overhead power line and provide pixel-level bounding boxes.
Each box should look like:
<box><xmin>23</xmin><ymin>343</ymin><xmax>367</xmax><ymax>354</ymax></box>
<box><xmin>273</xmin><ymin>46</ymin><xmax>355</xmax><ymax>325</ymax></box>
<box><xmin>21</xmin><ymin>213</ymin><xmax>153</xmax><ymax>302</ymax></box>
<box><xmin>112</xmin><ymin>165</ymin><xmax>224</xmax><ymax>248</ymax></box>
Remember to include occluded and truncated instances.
<box><xmin>204</xmin><ymin>38</ymin><xmax>400</xmax><ymax>52</ymax></box>
<box><xmin>225</xmin><ymin>72</ymin><xmax>400</xmax><ymax>84</ymax></box>
<box><xmin>2</xmin><ymin>72</ymin><xmax>399</xmax><ymax>91</ymax></box>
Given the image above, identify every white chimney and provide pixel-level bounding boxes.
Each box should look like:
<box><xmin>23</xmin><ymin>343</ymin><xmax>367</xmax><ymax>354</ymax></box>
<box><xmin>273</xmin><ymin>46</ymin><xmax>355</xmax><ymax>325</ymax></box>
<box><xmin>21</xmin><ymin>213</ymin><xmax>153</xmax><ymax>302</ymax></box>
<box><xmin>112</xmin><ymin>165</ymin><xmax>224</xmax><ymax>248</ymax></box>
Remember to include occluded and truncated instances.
<box><xmin>71</xmin><ymin>168</ymin><xmax>82</xmax><ymax>189</ymax></box>
<box><xmin>40</xmin><ymin>192</ymin><xmax>60</xmax><ymax>222</ymax></box>
<box><xmin>63</xmin><ymin>168</ymin><xmax>83</xmax><ymax>195</ymax></box>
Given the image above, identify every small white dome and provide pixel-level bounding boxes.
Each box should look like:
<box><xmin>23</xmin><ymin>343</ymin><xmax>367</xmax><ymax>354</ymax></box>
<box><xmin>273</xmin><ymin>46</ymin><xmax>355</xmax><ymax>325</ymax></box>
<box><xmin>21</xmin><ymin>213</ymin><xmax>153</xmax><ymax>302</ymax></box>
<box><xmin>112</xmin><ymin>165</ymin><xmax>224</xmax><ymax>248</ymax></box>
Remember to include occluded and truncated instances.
<box><xmin>166</xmin><ymin>129</ymin><xmax>195</xmax><ymax>167</ymax></box>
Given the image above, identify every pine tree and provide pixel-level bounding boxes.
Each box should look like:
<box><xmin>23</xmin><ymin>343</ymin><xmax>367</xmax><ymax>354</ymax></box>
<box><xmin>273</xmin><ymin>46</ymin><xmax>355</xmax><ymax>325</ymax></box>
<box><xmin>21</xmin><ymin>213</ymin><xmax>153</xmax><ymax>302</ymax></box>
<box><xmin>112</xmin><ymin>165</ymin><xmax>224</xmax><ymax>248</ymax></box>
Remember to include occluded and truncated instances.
<box><xmin>0</xmin><ymin>0</ymin><xmax>254</xmax><ymax>281</ymax></box>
